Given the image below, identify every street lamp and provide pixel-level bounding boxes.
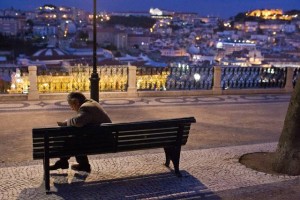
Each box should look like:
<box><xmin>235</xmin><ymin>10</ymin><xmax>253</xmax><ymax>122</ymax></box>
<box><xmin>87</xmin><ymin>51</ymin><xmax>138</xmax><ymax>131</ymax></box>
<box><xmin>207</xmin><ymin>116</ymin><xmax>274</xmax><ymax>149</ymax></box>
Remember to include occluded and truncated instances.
<box><xmin>194</xmin><ymin>73</ymin><xmax>201</xmax><ymax>82</ymax></box>
<box><xmin>194</xmin><ymin>73</ymin><xmax>201</xmax><ymax>89</ymax></box>
<box><xmin>90</xmin><ymin>0</ymin><xmax>100</xmax><ymax>102</ymax></box>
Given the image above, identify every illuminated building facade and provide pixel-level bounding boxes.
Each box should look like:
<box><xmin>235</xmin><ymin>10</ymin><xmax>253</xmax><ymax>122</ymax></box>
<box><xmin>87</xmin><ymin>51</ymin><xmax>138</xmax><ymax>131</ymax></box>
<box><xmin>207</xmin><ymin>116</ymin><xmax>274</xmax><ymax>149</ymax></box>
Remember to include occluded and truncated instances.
<box><xmin>244</xmin><ymin>21</ymin><xmax>258</xmax><ymax>32</ymax></box>
<box><xmin>160</xmin><ymin>48</ymin><xmax>188</xmax><ymax>57</ymax></box>
<box><xmin>149</xmin><ymin>8</ymin><xmax>173</xmax><ymax>19</ymax></box>
<box><xmin>36</xmin><ymin>5</ymin><xmax>58</xmax><ymax>20</ymax></box>
<box><xmin>216</xmin><ymin>40</ymin><xmax>256</xmax><ymax>55</ymax></box>
<box><xmin>173</xmin><ymin>12</ymin><xmax>198</xmax><ymax>24</ymax></box>
<box><xmin>246</xmin><ymin>9</ymin><xmax>296</xmax><ymax>21</ymax></box>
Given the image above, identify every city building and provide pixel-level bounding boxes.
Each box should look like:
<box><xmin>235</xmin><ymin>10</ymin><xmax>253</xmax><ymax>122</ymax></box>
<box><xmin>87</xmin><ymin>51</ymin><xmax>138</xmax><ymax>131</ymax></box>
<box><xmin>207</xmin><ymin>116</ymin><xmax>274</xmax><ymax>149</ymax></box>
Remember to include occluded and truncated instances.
<box><xmin>87</xmin><ymin>27</ymin><xmax>127</xmax><ymax>50</ymax></box>
<box><xmin>0</xmin><ymin>16</ymin><xmax>26</xmax><ymax>36</ymax></box>
<box><xmin>216</xmin><ymin>39</ymin><xmax>256</xmax><ymax>55</ymax></box>
<box><xmin>127</xmin><ymin>33</ymin><xmax>151</xmax><ymax>51</ymax></box>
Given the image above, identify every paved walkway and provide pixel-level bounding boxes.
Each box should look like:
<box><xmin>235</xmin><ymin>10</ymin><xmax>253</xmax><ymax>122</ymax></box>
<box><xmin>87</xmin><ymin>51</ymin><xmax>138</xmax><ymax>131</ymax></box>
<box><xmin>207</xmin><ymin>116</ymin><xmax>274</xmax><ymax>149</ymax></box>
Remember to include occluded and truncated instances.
<box><xmin>0</xmin><ymin>94</ymin><xmax>299</xmax><ymax>199</ymax></box>
<box><xmin>0</xmin><ymin>142</ymin><xmax>297</xmax><ymax>200</ymax></box>
<box><xmin>0</xmin><ymin>94</ymin><xmax>291</xmax><ymax>112</ymax></box>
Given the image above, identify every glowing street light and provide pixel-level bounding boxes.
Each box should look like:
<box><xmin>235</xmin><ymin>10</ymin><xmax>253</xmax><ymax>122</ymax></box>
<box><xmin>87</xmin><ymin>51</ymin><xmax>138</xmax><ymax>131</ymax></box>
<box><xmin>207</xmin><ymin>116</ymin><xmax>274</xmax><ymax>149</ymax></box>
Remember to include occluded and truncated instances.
<box><xmin>194</xmin><ymin>73</ymin><xmax>201</xmax><ymax>82</ymax></box>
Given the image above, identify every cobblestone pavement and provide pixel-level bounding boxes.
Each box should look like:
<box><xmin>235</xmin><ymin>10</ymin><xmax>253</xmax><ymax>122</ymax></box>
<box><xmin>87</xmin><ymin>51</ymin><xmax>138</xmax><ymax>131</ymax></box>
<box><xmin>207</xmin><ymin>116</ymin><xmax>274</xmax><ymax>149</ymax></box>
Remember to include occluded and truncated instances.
<box><xmin>0</xmin><ymin>94</ymin><xmax>291</xmax><ymax>112</ymax></box>
<box><xmin>0</xmin><ymin>94</ymin><xmax>299</xmax><ymax>199</ymax></box>
<box><xmin>0</xmin><ymin>142</ymin><xmax>299</xmax><ymax>200</ymax></box>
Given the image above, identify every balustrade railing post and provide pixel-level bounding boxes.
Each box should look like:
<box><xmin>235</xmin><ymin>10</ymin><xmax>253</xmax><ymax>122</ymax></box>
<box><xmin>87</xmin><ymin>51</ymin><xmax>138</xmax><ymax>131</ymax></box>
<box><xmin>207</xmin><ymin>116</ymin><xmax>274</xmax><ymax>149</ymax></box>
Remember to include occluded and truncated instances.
<box><xmin>127</xmin><ymin>65</ymin><xmax>137</xmax><ymax>97</ymax></box>
<box><xmin>285</xmin><ymin>67</ymin><xmax>294</xmax><ymax>92</ymax></box>
<box><xmin>28</xmin><ymin>65</ymin><xmax>39</xmax><ymax>100</ymax></box>
<box><xmin>213</xmin><ymin>66</ymin><xmax>222</xmax><ymax>95</ymax></box>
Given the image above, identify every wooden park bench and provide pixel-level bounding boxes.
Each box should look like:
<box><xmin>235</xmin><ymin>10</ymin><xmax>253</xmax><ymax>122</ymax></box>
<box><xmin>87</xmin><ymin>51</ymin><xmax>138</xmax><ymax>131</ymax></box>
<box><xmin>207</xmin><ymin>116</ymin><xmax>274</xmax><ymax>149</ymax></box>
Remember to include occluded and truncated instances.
<box><xmin>32</xmin><ymin>117</ymin><xmax>196</xmax><ymax>192</ymax></box>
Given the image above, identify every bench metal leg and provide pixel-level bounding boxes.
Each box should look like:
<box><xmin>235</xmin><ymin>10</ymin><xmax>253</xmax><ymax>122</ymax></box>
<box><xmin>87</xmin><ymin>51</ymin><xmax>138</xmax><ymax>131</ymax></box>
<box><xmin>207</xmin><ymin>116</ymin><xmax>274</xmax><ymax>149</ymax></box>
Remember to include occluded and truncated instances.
<box><xmin>44</xmin><ymin>157</ymin><xmax>50</xmax><ymax>192</ymax></box>
<box><xmin>164</xmin><ymin>147</ymin><xmax>182</xmax><ymax>177</ymax></box>
<box><xmin>43</xmin><ymin>134</ymin><xmax>51</xmax><ymax>192</ymax></box>
<box><xmin>163</xmin><ymin>147</ymin><xmax>171</xmax><ymax>167</ymax></box>
<box><xmin>172</xmin><ymin>147</ymin><xmax>182</xmax><ymax>177</ymax></box>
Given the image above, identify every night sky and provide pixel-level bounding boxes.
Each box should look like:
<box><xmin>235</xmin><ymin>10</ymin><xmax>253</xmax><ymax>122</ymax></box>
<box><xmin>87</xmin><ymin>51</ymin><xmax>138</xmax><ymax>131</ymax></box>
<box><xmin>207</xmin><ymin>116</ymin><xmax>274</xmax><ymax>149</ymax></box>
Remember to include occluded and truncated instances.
<box><xmin>1</xmin><ymin>0</ymin><xmax>300</xmax><ymax>18</ymax></box>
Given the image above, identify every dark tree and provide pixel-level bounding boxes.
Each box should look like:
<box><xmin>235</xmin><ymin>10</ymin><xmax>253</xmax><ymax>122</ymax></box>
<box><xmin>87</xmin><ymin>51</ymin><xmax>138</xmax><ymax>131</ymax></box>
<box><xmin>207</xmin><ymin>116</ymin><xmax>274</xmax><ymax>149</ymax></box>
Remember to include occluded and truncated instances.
<box><xmin>77</xmin><ymin>30</ymin><xmax>88</xmax><ymax>40</ymax></box>
<box><xmin>234</xmin><ymin>12</ymin><xmax>246</xmax><ymax>22</ymax></box>
<box><xmin>285</xmin><ymin>10</ymin><xmax>300</xmax><ymax>15</ymax></box>
<box><xmin>272</xmin><ymin>78</ymin><xmax>300</xmax><ymax>175</ymax></box>
<box><xmin>114</xmin><ymin>51</ymin><xmax>122</xmax><ymax>57</ymax></box>
<box><xmin>103</xmin><ymin>44</ymin><xmax>117</xmax><ymax>51</ymax></box>
<box><xmin>105</xmin><ymin>16</ymin><xmax>156</xmax><ymax>28</ymax></box>
<box><xmin>0</xmin><ymin>34</ymin><xmax>43</xmax><ymax>57</ymax></box>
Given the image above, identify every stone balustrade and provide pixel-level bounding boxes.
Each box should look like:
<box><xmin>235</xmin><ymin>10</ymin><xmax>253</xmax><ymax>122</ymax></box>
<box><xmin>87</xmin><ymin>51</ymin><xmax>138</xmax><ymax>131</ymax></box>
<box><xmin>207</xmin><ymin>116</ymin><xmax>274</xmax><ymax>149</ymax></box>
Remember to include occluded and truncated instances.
<box><xmin>0</xmin><ymin>65</ymin><xmax>298</xmax><ymax>101</ymax></box>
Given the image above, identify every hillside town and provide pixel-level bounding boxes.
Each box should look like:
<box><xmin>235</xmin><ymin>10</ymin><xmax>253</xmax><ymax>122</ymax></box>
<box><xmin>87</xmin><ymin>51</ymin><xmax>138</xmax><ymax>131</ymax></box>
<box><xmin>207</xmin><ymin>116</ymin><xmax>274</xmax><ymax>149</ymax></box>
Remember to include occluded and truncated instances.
<box><xmin>0</xmin><ymin>5</ymin><xmax>300</xmax><ymax>93</ymax></box>
<box><xmin>1</xmin><ymin>5</ymin><xmax>300</xmax><ymax>67</ymax></box>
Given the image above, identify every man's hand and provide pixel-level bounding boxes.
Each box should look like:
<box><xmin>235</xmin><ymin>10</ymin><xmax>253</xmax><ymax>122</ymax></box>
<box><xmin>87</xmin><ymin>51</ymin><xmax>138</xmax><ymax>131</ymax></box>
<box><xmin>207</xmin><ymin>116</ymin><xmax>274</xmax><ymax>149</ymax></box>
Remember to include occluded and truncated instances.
<box><xmin>57</xmin><ymin>121</ymin><xmax>67</xmax><ymax>126</ymax></box>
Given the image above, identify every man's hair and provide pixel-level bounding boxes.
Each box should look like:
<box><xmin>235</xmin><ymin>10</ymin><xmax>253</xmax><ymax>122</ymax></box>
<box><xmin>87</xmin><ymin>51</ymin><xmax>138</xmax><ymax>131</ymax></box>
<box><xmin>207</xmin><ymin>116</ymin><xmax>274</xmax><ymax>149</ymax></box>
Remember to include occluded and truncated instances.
<box><xmin>67</xmin><ymin>92</ymin><xmax>86</xmax><ymax>105</ymax></box>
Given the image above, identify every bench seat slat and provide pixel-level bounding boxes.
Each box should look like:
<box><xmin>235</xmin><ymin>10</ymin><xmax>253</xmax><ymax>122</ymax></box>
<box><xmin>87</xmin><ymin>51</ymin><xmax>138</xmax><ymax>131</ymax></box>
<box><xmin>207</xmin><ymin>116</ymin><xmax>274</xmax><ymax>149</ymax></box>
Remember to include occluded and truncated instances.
<box><xmin>116</xmin><ymin>127</ymin><xmax>190</xmax><ymax>134</ymax></box>
<box><xmin>117</xmin><ymin>141</ymin><xmax>176</xmax><ymax>151</ymax></box>
<box><xmin>33</xmin><ymin>146</ymin><xmax>115</xmax><ymax>158</ymax></box>
<box><xmin>116</xmin><ymin>126</ymin><xmax>190</xmax><ymax>135</ymax></box>
<box><xmin>117</xmin><ymin>129</ymin><xmax>177</xmax><ymax>136</ymax></box>
<box><xmin>118</xmin><ymin>131</ymin><xmax>189</xmax><ymax>139</ymax></box>
<box><xmin>118</xmin><ymin>131</ymin><xmax>178</xmax><ymax>139</ymax></box>
<box><xmin>117</xmin><ymin>135</ymin><xmax>177</xmax><ymax>142</ymax></box>
<box><xmin>117</xmin><ymin>137</ymin><xmax>187</xmax><ymax>147</ymax></box>
<box><xmin>34</xmin><ymin>149</ymin><xmax>114</xmax><ymax>159</ymax></box>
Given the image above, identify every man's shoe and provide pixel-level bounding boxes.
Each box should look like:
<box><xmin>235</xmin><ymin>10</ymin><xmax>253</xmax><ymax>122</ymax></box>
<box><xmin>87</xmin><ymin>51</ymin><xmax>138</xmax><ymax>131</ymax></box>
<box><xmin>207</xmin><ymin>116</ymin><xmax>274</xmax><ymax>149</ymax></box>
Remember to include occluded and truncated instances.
<box><xmin>71</xmin><ymin>164</ymin><xmax>91</xmax><ymax>173</ymax></box>
<box><xmin>49</xmin><ymin>161</ymin><xmax>69</xmax><ymax>170</ymax></box>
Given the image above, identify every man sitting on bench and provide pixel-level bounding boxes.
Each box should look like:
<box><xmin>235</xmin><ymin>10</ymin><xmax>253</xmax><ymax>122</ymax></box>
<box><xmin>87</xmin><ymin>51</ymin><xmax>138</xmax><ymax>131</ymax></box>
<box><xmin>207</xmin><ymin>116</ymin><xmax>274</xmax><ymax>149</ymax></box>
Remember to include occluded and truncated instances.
<box><xmin>50</xmin><ymin>92</ymin><xmax>112</xmax><ymax>172</ymax></box>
